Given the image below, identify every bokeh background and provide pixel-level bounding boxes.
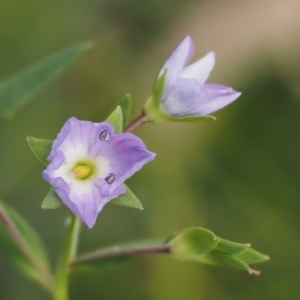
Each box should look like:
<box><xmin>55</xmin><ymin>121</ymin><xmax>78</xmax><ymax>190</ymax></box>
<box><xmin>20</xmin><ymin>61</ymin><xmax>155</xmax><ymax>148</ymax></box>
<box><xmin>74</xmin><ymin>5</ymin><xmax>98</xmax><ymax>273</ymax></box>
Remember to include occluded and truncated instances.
<box><xmin>1</xmin><ymin>0</ymin><xmax>300</xmax><ymax>299</ymax></box>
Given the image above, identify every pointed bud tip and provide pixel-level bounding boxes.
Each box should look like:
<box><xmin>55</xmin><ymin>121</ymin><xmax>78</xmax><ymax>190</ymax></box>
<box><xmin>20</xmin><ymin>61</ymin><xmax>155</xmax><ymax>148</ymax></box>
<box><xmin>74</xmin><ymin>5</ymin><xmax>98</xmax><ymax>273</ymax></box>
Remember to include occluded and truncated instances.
<box><xmin>249</xmin><ymin>269</ymin><xmax>261</xmax><ymax>276</ymax></box>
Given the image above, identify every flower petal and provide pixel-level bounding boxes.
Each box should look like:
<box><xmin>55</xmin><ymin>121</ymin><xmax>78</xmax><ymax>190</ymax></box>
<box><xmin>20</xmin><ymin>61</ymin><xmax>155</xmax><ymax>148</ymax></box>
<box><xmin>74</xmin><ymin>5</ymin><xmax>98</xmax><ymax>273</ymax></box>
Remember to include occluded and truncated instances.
<box><xmin>90</xmin><ymin>133</ymin><xmax>156</xmax><ymax>190</ymax></box>
<box><xmin>194</xmin><ymin>83</ymin><xmax>242</xmax><ymax>115</ymax></box>
<box><xmin>160</xmin><ymin>36</ymin><xmax>194</xmax><ymax>99</ymax></box>
<box><xmin>179</xmin><ymin>52</ymin><xmax>215</xmax><ymax>85</ymax></box>
<box><xmin>161</xmin><ymin>78</ymin><xmax>204</xmax><ymax>116</ymax></box>
<box><xmin>96</xmin><ymin>184</ymin><xmax>126</xmax><ymax>214</ymax></box>
<box><xmin>48</xmin><ymin>118</ymin><xmax>73</xmax><ymax>160</ymax></box>
<box><xmin>57</xmin><ymin>120</ymin><xmax>114</xmax><ymax>162</ymax></box>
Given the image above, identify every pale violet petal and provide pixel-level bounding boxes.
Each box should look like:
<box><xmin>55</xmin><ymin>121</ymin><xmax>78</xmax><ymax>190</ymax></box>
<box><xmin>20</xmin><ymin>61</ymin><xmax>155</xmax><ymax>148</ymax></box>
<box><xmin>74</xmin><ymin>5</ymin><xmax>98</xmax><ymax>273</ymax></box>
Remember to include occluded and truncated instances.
<box><xmin>96</xmin><ymin>184</ymin><xmax>126</xmax><ymax>214</ymax></box>
<box><xmin>68</xmin><ymin>181</ymin><xmax>102</xmax><ymax>228</ymax></box>
<box><xmin>159</xmin><ymin>36</ymin><xmax>194</xmax><ymax>99</ymax></box>
<box><xmin>179</xmin><ymin>52</ymin><xmax>215</xmax><ymax>85</ymax></box>
<box><xmin>194</xmin><ymin>83</ymin><xmax>241</xmax><ymax>115</ymax></box>
<box><xmin>90</xmin><ymin>133</ymin><xmax>156</xmax><ymax>190</ymax></box>
<box><xmin>162</xmin><ymin>78</ymin><xmax>204</xmax><ymax>116</ymax></box>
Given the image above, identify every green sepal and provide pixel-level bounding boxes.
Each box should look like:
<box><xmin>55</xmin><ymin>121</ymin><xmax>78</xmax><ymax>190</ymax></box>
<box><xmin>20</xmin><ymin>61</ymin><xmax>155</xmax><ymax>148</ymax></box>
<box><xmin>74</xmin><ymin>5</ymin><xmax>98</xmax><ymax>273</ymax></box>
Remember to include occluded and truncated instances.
<box><xmin>41</xmin><ymin>188</ymin><xmax>64</xmax><ymax>210</ymax></box>
<box><xmin>150</xmin><ymin>110</ymin><xmax>216</xmax><ymax>123</ymax></box>
<box><xmin>144</xmin><ymin>68</ymin><xmax>168</xmax><ymax>120</ymax></box>
<box><xmin>198</xmin><ymin>251</ymin><xmax>253</xmax><ymax>273</ymax></box>
<box><xmin>110</xmin><ymin>184</ymin><xmax>143</xmax><ymax>210</ymax></box>
<box><xmin>26</xmin><ymin>137</ymin><xmax>53</xmax><ymax>166</ymax></box>
<box><xmin>214</xmin><ymin>238</ymin><xmax>251</xmax><ymax>255</ymax></box>
<box><xmin>118</xmin><ymin>94</ymin><xmax>131</xmax><ymax>128</ymax></box>
<box><xmin>106</xmin><ymin>105</ymin><xmax>123</xmax><ymax>133</ymax></box>
<box><xmin>234</xmin><ymin>247</ymin><xmax>270</xmax><ymax>265</ymax></box>
<box><xmin>152</xmin><ymin>68</ymin><xmax>168</xmax><ymax>111</ymax></box>
<box><xmin>169</xmin><ymin>227</ymin><xmax>220</xmax><ymax>259</ymax></box>
<box><xmin>0</xmin><ymin>199</ymin><xmax>52</xmax><ymax>289</ymax></box>
<box><xmin>0</xmin><ymin>42</ymin><xmax>92</xmax><ymax>121</ymax></box>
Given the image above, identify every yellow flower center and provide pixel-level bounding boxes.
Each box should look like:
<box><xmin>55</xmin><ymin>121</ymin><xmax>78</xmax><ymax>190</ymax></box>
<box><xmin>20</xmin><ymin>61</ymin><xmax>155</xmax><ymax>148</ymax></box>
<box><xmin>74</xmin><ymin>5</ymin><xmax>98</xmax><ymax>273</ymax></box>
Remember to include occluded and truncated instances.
<box><xmin>71</xmin><ymin>164</ymin><xmax>92</xmax><ymax>179</ymax></box>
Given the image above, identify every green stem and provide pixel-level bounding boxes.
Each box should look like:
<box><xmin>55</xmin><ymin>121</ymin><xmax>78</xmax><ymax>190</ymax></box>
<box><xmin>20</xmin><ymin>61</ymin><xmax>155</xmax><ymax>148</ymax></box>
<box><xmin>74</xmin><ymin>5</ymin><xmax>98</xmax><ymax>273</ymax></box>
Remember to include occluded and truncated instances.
<box><xmin>70</xmin><ymin>241</ymin><xmax>170</xmax><ymax>267</ymax></box>
<box><xmin>53</xmin><ymin>214</ymin><xmax>81</xmax><ymax>300</ymax></box>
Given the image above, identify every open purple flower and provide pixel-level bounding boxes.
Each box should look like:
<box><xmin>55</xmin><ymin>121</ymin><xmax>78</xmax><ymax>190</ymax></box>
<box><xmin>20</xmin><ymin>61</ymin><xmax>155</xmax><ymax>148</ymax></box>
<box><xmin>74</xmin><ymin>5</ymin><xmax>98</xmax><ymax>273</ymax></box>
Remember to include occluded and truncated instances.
<box><xmin>158</xmin><ymin>36</ymin><xmax>241</xmax><ymax>117</ymax></box>
<box><xmin>42</xmin><ymin>117</ymin><xmax>156</xmax><ymax>228</ymax></box>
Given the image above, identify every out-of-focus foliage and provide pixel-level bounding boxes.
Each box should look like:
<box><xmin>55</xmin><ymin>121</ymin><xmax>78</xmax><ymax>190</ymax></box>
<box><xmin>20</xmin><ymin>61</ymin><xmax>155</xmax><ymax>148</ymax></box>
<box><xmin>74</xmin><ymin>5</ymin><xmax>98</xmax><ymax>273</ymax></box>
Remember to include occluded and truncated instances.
<box><xmin>0</xmin><ymin>43</ymin><xmax>91</xmax><ymax>121</ymax></box>
<box><xmin>1</xmin><ymin>0</ymin><xmax>300</xmax><ymax>299</ymax></box>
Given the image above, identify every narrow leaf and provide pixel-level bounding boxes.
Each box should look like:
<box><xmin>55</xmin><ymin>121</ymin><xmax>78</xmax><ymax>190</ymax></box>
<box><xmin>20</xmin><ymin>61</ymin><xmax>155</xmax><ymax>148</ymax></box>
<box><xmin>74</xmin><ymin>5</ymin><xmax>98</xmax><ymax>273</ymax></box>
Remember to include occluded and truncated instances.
<box><xmin>41</xmin><ymin>188</ymin><xmax>64</xmax><ymax>210</ymax></box>
<box><xmin>26</xmin><ymin>137</ymin><xmax>53</xmax><ymax>165</ymax></box>
<box><xmin>74</xmin><ymin>256</ymin><xmax>131</xmax><ymax>273</ymax></box>
<box><xmin>0</xmin><ymin>200</ymin><xmax>52</xmax><ymax>290</ymax></box>
<box><xmin>106</xmin><ymin>105</ymin><xmax>123</xmax><ymax>133</ymax></box>
<box><xmin>0</xmin><ymin>42</ymin><xmax>92</xmax><ymax>120</ymax></box>
<box><xmin>110</xmin><ymin>184</ymin><xmax>143</xmax><ymax>210</ymax></box>
<box><xmin>170</xmin><ymin>227</ymin><xmax>220</xmax><ymax>258</ymax></box>
<box><xmin>118</xmin><ymin>94</ymin><xmax>131</xmax><ymax>128</ymax></box>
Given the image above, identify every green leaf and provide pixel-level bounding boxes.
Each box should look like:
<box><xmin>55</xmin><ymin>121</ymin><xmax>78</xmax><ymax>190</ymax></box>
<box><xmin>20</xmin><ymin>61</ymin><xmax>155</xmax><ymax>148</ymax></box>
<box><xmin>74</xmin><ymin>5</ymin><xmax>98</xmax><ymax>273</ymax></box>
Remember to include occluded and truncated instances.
<box><xmin>118</xmin><ymin>94</ymin><xmax>131</xmax><ymax>128</ymax></box>
<box><xmin>170</xmin><ymin>227</ymin><xmax>220</xmax><ymax>259</ymax></box>
<box><xmin>106</xmin><ymin>105</ymin><xmax>123</xmax><ymax>133</ymax></box>
<box><xmin>234</xmin><ymin>247</ymin><xmax>270</xmax><ymax>265</ymax></box>
<box><xmin>110</xmin><ymin>184</ymin><xmax>143</xmax><ymax>210</ymax></box>
<box><xmin>41</xmin><ymin>188</ymin><xmax>64</xmax><ymax>210</ymax></box>
<box><xmin>0</xmin><ymin>42</ymin><xmax>92</xmax><ymax>121</ymax></box>
<box><xmin>74</xmin><ymin>256</ymin><xmax>131</xmax><ymax>273</ymax></box>
<box><xmin>0</xmin><ymin>200</ymin><xmax>52</xmax><ymax>290</ymax></box>
<box><xmin>214</xmin><ymin>238</ymin><xmax>251</xmax><ymax>255</ymax></box>
<box><xmin>26</xmin><ymin>137</ymin><xmax>53</xmax><ymax>165</ymax></box>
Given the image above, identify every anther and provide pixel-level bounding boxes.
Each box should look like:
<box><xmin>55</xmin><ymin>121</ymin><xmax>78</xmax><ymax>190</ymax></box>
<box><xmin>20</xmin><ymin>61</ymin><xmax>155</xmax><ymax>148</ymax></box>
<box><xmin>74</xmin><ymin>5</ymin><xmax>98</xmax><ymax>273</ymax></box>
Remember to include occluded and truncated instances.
<box><xmin>99</xmin><ymin>129</ymin><xmax>111</xmax><ymax>141</ymax></box>
<box><xmin>105</xmin><ymin>173</ymin><xmax>116</xmax><ymax>184</ymax></box>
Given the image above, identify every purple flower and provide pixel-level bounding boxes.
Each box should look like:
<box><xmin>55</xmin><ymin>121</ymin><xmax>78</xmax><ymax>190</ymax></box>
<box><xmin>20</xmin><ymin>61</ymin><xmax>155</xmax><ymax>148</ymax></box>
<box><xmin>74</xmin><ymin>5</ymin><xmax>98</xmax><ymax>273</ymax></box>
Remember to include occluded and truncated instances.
<box><xmin>159</xmin><ymin>36</ymin><xmax>241</xmax><ymax>117</ymax></box>
<box><xmin>42</xmin><ymin>117</ymin><xmax>156</xmax><ymax>228</ymax></box>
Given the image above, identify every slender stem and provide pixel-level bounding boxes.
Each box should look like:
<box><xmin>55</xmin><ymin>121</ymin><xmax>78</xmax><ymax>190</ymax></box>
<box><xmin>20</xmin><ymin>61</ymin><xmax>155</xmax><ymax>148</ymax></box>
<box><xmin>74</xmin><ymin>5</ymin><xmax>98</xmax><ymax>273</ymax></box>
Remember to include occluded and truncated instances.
<box><xmin>71</xmin><ymin>242</ymin><xmax>170</xmax><ymax>267</ymax></box>
<box><xmin>0</xmin><ymin>204</ymin><xmax>53</xmax><ymax>292</ymax></box>
<box><xmin>124</xmin><ymin>110</ymin><xmax>150</xmax><ymax>133</ymax></box>
<box><xmin>53</xmin><ymin>214</ymin><xmax>81</xmax><ymax>300</ymax></box>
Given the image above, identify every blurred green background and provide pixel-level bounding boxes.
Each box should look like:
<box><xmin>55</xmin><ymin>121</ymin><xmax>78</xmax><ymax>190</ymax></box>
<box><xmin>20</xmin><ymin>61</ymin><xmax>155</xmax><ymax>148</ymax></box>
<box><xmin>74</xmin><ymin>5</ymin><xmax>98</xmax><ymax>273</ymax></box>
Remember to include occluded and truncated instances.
<box><xmin>1</xmin><ymin>0</ymin><xmax>300</xmax><ymax>299</ymax></box>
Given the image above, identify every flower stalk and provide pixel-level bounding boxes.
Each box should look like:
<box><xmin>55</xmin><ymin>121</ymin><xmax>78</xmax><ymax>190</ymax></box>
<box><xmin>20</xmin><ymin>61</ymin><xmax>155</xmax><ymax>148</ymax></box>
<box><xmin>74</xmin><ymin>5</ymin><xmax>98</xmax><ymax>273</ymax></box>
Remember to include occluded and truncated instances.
<box><xmin>124</xmin><ymin>110</ymin><xmax>150</xmax><ymax>133</ymax></box>
<box><xmin>53</xmin><ymin>214</ymin><xmax>81</xmax><ymax>300</ymax></box>
<box><xmin>70</xmin><ymin>242</ymin><xmax>170</xmax><ymax>267</ymax></box>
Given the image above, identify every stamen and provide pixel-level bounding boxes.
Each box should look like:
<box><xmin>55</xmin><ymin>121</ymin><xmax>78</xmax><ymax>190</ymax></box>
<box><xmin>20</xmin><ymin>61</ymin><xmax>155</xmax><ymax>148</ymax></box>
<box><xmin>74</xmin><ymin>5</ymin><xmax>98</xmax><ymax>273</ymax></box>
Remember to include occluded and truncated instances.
<box><xmin>105</xmin><ymin>173</ymin><xmax>116</xmax><ymax>184</ymax></box>
<box><xmin>99</xmin><ymin>129</ymin><xmax>111</xmax><ymax>141</ymax></box>
<box><xmin>71</xmin><ymin>165</ymin><xmax>92</xmax><ymax>179</ymax></box>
